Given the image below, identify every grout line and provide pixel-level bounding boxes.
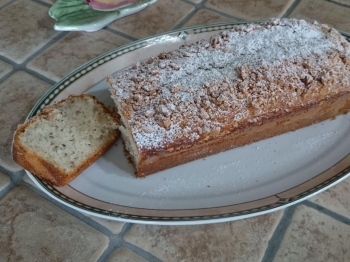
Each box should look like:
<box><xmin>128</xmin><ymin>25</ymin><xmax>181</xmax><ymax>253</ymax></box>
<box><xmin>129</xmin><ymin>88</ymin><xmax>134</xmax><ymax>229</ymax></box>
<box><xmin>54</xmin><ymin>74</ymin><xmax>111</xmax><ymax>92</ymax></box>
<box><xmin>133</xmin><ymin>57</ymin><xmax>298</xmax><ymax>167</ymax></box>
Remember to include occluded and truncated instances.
<box><xmin>19</xmin><ymin>178</ymin><xmax>159</xmax><ymax>262</ymax></box>
<box><xmin>96</xmin><ymin>222</ymin><xmax>163</xmax><ymax>262</ymax></box>
<box><xmin>3</xmin><ymin>173</ymin><xmax>163</xmax><ymax>262</ymax></box>
<box><xmin>178</xmin><ymin>0</ymin><xmax>209</xmax><ymax>10</ymax></box>
<box><xmin>19</xmin><ymin>183</ymin><xmax>131</xmax><ymax>239</ymax></box>
<box><xmin>199</xmin><ymin>0</ymin><xmax>209</xmax><ymax>7</ymax></box>
<box><xmin>96</xmin><ymin>234</ymin><xmax>126</xmax><ymax>262</ymax></box>
<box><xmin>8</xmin><ymin>170</ymin><xmax>24</xmax><ymax>184</ymax></box>
<box><xmin>179</xmin><ymin>0</ymin><xmax>203</xmax><ymax>7</ymax></box>
<box><xmin>22</xmin><ymin>181</ymin><xmax>125</xmax><ymax>235</ymax></box>
<box><xmin>326</xmin><ymin>0</ymin><xmax>350</xmax><ymax>8</ymax></box>
<box><xmin>0</xmin><ymin>0</ymin><xmax>16</xmax><ymax>11</ymax></box>
<box><xmin>104</xmin><ymin>27</ymin><xmax>139</xmax><ymax>41</ymax></box>
<box><xmin>0</xmin><ymin>66</ymin><xmax>57</xmax><ymax>88</ymax></box>
<box><xmin>281</xmin><ymin>0</ymin><xmax>300</xmax><ymax>18</ymax></box>
<box><xmin>96</xmin><ymin>231</ymin><xmax>164</xmax><ymax>262</ymax></box>
<box><xmin>24</xmin><ymin>182</ymin><xmax>162</xmax><ymax>261</ymax></box>
<box><xmin>304</xmin><ymin>200</ymin><xmax>350</xmax><ymax>226</ymax></box>
<box><xmin>174</xmin><ymin>0</ymin><xmax>250</xmax><ymax>31</ymax></box>
<box><xmin>172</xmin><ymin>0</ymin><xmax>203</xmax><ymax>30</ymax></box>
<box><xmin>122</xmin><ymin>241</ymin><xmax>164</xmax><ymax>262</ymax></box>
<box><xmin>172</xmin><ymin>7</ymin><xmax>198</xmax><ymax>30</ymax></box>
<box><xmin>0</xmin><ymin>67</ymin><xmax>56</xmax><ymax>87</ymax></box>
<box><xmin>261</xmin><ymin>204</ymin><xmax>299</xmax><ymax>262</ymax></box>
<box><xmin>201</xmin><ymin>0</ymin><xmax>248</xmax><ymax>22</ymax></box>
<box><xmin>114</xmin><ymin>224</ymin><xmax>162</xmax><ymax>262</ymax></box>
<box><xmin>22</xmin><ymin>31</ymin><xmax>69</xmax><ymax>66</ymax></box>
<box><xmin>0</xmin><ymin>169</ymin><xmax>24</xmax><ymax>199</ymax></box>
<box><xmin>0</xmin><ymin>55</ymin><xmax>17</xmax><ymax>85</ymax></box>
<box><xmin>203</xmin><ymin>6</ymin><xmax>246</xmax><ymax>21</ymax></box>
<box><xmin>119</xmin><ymin>222</ymin><xmax>133</xmax><ymax>237</ymax></box>
<box><xmin>22</xmin><ymin>67</ymin><xmax>57</xmax><ymax>85</ymax></box>
<box><xmin>0</xmin><ymin>70</ymin><xmax>14</xmax><ymax>86</ymax></box>
<box><xmin>0</xmin><ymin>54</ymin><xmax>17</xmax><ymax>66</ymax></box>
<box><xmin>0</xmin><ymin>30</ymin><xmax>67</xmax><ymax>85</ymax></box>
<box><xmin>0</xmin><ymin>182</ymin><xmax>15</xmax><ymax>200</ymax></box>
<box><xmin>30</xmin><ymin>0</ymin><xmax>52</xmax><ymax>8</ymax></box>
<box><xmin>0</xmin><ymin>167</ymin><xmax>24</xmax><ymax>184</ymax></box>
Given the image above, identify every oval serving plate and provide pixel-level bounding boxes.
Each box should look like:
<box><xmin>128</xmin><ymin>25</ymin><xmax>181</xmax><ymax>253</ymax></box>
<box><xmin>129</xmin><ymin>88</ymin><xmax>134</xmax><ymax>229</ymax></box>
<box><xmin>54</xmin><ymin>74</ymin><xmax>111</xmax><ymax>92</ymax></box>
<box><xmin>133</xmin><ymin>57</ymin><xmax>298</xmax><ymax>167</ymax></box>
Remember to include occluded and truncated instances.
<box><xmin>25</xmin><ymin>22</ymin><xmax>350</xmax><ymax>225</ymax></box>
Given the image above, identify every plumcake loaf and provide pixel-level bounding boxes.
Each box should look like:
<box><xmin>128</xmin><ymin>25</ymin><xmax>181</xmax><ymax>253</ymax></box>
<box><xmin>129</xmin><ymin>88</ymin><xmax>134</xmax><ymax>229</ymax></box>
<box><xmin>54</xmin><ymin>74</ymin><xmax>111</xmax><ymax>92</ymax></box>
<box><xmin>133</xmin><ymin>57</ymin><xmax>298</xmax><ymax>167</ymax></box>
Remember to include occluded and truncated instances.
<box><xmin>12</xmin><ymin>94</ymin><xmax>120</xmax><ymax>186</ymax></box>
<box><xmin>108</xmin><ymin>19</ymin><xmax>350</xmax><ymax>177</ymax></box>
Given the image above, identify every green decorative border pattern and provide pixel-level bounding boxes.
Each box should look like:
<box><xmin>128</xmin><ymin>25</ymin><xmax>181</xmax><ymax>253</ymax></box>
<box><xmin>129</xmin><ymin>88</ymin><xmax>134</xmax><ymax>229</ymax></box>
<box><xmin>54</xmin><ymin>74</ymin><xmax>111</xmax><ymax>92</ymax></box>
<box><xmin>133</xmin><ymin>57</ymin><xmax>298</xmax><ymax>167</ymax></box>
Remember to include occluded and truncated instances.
<box><xmin>33</xmin><ymin>163</ymin><xmax>350</xmax><ymax>222</ymax></box>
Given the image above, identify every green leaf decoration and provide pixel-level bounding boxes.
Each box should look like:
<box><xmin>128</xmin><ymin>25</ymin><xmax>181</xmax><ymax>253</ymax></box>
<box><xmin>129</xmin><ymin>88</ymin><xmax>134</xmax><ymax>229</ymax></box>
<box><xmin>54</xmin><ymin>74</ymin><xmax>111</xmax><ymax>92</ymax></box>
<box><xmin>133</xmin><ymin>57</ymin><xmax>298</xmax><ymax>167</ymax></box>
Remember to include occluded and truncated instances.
<box><xmin>49</xmin><ymin>0</ymin><xmax>91</xmax><ymax>19</ymax></box>
<box><xmin>49</xmin><ymin>0</ymin><xmax>156</xmax><ymax>31</ymax></box>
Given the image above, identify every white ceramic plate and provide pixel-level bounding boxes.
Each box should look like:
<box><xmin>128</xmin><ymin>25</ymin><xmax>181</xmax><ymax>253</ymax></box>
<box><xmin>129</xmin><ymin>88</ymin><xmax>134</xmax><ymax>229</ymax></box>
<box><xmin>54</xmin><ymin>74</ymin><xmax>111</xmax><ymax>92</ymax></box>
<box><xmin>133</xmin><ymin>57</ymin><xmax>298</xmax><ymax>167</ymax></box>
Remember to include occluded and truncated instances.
<box><xmin>26</xmin><ymin>22</ymin><xmax>350</xmax><ymax>225</ymax></box>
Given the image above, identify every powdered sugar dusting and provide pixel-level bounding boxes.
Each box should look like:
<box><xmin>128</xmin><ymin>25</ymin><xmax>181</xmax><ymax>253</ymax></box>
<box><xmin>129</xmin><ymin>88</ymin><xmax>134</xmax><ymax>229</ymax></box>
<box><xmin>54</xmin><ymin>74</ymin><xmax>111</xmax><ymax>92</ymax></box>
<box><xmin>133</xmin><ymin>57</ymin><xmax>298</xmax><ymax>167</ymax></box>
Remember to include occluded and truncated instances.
<box><xmin>292</xmin><ymin>131</ymin><xmax>340</xmax><ymax>151</ymax></box>
<box><xmin>108</xmin><ymin>18</ymin><xmax>350</xmax><ymax>152</ymax></box>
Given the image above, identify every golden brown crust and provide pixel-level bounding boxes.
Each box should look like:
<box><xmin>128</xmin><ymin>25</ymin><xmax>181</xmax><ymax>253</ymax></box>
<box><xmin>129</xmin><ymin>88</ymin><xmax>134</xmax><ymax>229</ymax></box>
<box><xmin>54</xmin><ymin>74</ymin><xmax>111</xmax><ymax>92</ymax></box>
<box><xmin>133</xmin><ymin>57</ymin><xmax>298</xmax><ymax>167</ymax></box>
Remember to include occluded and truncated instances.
<box><xmin>135</xmin><ymin>92</ymin><xmax>350</xmax><ymax>177</ymax></box>
<box><xmin>12</xmin><ymin>94</ymin><xmax>120</xmax><ymax>186</ymax></box>
<box><xmin>108</xmin><ymin>19</ymin><xmax>350</xmax><ymax>177</ymax></box>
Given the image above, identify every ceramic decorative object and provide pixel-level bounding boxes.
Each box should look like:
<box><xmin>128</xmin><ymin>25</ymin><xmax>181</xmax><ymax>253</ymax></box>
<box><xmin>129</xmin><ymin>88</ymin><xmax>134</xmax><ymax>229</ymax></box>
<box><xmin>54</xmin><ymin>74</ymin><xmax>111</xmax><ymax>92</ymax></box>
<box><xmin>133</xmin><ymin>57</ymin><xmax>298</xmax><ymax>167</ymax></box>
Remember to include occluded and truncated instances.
<box><xmin>49</xmin><ymin>0</ymin><xmax>157</xmax><ymax>32</ymax></box>
<box><xmin>85</xmin><ymin>0</ymin><xmax>145</xmax><ymax>11</ymax></box>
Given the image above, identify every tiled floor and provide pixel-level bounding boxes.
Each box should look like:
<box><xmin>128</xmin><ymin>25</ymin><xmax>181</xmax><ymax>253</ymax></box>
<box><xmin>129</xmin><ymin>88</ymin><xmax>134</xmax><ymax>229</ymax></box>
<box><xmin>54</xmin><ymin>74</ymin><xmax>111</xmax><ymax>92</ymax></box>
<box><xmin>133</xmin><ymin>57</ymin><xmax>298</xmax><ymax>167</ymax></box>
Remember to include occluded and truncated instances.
<box><xmin>1</xmin><ymin>0</ymin><xmax>350</xmax><ymax>261</ymax></box>
<box><xmin>273</xmin><ymin>205</ymin><xmax>350</xmax><ymax>262</ymax></box>
<box><xmin>123</xmin><ymin>211</ymin><xmax>283</xmax><ymax>262</ymax></box>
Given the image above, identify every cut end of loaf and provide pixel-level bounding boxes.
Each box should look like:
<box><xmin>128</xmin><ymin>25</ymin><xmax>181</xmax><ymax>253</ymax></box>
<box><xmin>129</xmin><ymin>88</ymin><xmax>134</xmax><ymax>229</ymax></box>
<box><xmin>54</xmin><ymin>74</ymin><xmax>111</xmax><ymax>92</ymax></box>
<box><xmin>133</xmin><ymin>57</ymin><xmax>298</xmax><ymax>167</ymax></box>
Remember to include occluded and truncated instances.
<box><xmin>12</xmin><ymin>94</ymin><xmax>120</xmax><ymax>186</ymax></box>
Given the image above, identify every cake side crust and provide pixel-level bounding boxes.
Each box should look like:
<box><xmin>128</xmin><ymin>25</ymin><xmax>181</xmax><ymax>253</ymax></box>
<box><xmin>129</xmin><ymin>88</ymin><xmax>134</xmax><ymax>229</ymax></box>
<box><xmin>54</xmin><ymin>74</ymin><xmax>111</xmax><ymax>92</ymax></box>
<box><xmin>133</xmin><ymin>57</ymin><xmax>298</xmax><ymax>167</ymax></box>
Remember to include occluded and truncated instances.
<box><xmin>136</xmin><ymin>91</ymin><xmax>350</xmax><ymax>177</ymax></box>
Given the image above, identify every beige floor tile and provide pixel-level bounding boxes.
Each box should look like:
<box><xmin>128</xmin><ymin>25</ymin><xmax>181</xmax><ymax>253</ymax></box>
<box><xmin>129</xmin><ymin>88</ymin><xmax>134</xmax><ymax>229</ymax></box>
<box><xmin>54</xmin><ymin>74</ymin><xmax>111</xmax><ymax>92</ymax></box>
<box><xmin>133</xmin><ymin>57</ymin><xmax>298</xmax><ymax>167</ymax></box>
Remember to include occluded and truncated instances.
<box><xmin>182</xmin><ymin>9</ymin><xmax>234</xmax><ymax>28</ymax></box>
<box><xmin>0</xmin><ymin>60</ymin><xmax>12</xmax><ymax>79</ymax></box>
<box><xmin>205</xmin><ymin>0</ymin><xmax>294</xmax><ymax>20</ymax></box>
<box><xmin>0</xmin><ymin>0</ymin><xmax>59</xmax><ymax>64</ymax></box>
<box><xmin>273</xmin><ymin>205</ymin><xmax>350</xmax><ymax>262</ymax></box>
<box><xmin>108</xmin><ymin>0</ymin><xmax>194</xmax><ymax>39</ymax></box>
<box><xmin>0</xmin><ymin>71</ymin><xmax>51</xmax><ymax>172</ymax></box>
<box><xmin>0</xmin><ymin>0</ymin><xmax>11</xmax><ymax>8</ymax></box>
<box><xmin>107</xmin><ymin>247</ymin><xmax>148</xmax><ymax>262</ymax></box>
<box><xmin>124</xmin><ymin>211</ymin><xmax>283</xmax><ymax>262</ymax></box>
<box><xmin>27</xmin><ymin>31</ymin><xmax>130</xmax><ymax>82</ymax></box>
<box><xmin>0</xmin><ymin>171</ymin><xmax>10</xmax><ymax>192</ymax></box>
<box><xmin>289</xmin><ymin>0</ymin><xmax>350</xmax><ymax>33</ymax></box>
<box><xmin>0</xmin><ymin>186</ymin><xmax>109</xmax><ymax>261</ymax></box>
<box><xmin>310</xmin><ymin>177</ymin><xmax>350</xmax><ymax>219</ymax></box>
<box><xmin>88</xmin><ymin>216</ymin><xmax>125</xmax><ymax>234</ymax></box>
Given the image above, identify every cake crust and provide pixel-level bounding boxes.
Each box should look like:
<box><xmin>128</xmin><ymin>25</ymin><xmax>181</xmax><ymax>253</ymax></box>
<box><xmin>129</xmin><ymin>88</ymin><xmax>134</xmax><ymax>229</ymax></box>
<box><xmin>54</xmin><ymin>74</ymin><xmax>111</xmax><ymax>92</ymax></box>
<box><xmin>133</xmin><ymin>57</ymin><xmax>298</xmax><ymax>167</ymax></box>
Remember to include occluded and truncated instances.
<box><xmin>108</xmin><ymin>19</ymin><xmax>350</xmax><ymax>177</ymax></box>
<box><xmin>136</xmin><ymin>92</ymin><xmax>350</xmax><ymax>176</ymax></box>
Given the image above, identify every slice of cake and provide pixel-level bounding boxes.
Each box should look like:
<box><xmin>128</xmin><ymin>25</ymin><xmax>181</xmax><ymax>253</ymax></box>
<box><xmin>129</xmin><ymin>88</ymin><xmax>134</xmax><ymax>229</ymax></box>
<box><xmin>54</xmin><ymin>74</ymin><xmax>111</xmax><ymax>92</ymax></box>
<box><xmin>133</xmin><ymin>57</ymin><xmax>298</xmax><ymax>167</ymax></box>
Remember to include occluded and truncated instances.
<box><xmin>12</xmin><ymin>94</ymin><xmax>120</xmax><ymax>186</ymax></box>
<box><xmin>107</xmin><ymin>19</ymin><xmax>350</xmax><ymax>177</ymax></box>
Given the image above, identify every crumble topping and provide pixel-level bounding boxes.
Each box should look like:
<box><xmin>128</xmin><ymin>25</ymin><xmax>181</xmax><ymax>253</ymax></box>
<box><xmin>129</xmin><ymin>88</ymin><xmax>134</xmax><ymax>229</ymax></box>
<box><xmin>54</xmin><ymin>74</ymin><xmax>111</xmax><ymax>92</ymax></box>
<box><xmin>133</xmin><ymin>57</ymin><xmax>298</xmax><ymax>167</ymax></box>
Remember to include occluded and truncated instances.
<box><xmin>108</xmin><ymin>19</ymin><xmax>350</xmax><ymax>151</ymax></box>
